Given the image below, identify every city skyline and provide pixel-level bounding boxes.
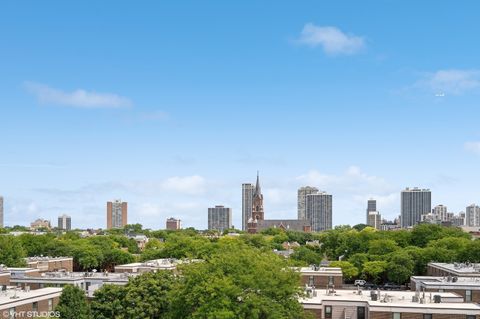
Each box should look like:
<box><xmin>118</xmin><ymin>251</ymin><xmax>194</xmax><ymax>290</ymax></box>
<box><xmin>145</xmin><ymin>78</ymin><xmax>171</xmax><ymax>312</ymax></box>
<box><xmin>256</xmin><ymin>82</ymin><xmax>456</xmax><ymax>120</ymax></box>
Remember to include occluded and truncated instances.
<box><xmin>2</xmin><ymin>1</ymin><xmax>480</xmax><ymax>229</ymax></box>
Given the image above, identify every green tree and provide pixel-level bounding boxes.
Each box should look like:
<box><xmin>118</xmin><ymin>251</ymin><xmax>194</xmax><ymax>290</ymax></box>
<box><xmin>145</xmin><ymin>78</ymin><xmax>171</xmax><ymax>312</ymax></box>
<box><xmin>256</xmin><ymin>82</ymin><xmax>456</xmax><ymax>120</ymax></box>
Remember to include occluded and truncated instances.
<box><xmin>368</xmin><ymin>239</ymin><xmax>399</xmax><ymax>256</ymax></box>
<box><xmin>290</xmin><ymin>246</ymin><xmax>322</xmax><ymax>265</ymax></box>
<box><xmin>91</xmin><ymin>284</ymin><xmax>126</xmax><ymax>319</ymax></box>
<box><xmin>329</xmin><ymin>261</ymin><xmax>359</xmax><ymax>281</ymax></box>
<box><xmin>0</xmin><ymin>236</ymin><xmax>27</xmax><ymax>267</ymax></box>
<box><xmin>362</xmin><ymin>261</ymin><xmax>387</xmax><ymax>283</ymax></box>
<box><xmin>55</xmin><ymin>285</ymin><xmax>90</xmax><ymax>319</ymax></box>
<box><xmin>386</xmin><ymin>252</ymin><xmax>414</xmax><ymax>284</ymax></box>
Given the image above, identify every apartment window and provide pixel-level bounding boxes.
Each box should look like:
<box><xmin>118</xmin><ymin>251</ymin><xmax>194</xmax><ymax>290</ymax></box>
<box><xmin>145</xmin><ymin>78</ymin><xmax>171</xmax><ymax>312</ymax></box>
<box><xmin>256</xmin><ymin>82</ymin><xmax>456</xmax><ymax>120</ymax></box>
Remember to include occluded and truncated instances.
<box><xmin>467</xmin><ymin>315</ymin><xmax>476</xmax><ymax>319</ymax></box>
<box><xmin>328</xmin><ymin>276</ymin><xmax>334</xmax><ymax>286</ymax></box>
<box><xmin>466</xmin><ymin>290</ymin><xmax>472</xmax><ymax>302</ymax></box>
<box><xmin>357</xmin><ymin>306</ymin><xmax>365</xmax><ymax>319</ymax></box>
<box><xmin>324</xmin><ymin>306</ymin><xmax>332</xmax><ymax>319</ymax></box>
<box><xmin>423</xmin><ymin>314</ymin><xmax>432</xmax><ymax>319</ymax></box>
<box><xmin>32</xmin><ymin>302</ymin><xmax>38</xmax><ymax>313</ymax></box>
<box><xmin>308</xmin><ymin>276</ymin><xmax>314</xmax><ymax>286</ymax></box>
<box><xmin>9</xmin><ymin>308</ymin><xmax>15</xmax><ymax>319</ymax></box>
<box><xmin>48</xmin><ymin>298</ymin><xmax>53</xmax><ymax>311</ymax></box>
<box><xmin>393</xmin><ymin>313</ymin><xmax>401</xmax><ymax>319</ymax></box>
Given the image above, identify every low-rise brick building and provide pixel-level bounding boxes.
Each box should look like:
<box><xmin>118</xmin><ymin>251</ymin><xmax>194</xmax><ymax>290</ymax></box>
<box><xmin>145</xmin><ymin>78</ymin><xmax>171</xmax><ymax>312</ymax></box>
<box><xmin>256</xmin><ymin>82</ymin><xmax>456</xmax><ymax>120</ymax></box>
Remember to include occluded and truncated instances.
<box><xmin>0</xmin><ymin>287</ymin><xmax>61</xmax><ymax>319</ymax></box>
<box><xmin>298</xmin><ymin>266</ymin><xmax>343</xmax><ymax>289</ymax></box>
<box><xmin>411</xmin><ymin>276</ymin><xmax>480</xmax><ymax>303</ymax></box>
<box><xmin>25</xmin><ymin>257</ymin><xmax>73</xmax><ymax>273</ymax></box>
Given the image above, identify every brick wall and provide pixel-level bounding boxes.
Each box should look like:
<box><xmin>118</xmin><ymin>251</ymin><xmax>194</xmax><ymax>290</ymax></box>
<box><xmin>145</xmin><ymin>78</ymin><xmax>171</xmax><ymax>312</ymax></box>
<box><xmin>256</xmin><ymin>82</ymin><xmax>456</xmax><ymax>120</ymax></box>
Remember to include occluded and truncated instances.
<box><xmin>301</xmin><ymin>274</ymin><xmax>343</xmax><ymax>289</ymax></box>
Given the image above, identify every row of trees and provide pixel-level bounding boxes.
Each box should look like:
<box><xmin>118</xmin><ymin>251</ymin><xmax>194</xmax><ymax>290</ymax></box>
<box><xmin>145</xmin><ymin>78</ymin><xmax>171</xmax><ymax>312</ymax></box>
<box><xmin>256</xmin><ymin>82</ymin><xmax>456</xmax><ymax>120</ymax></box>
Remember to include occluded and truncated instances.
<box><xmin>55</xmin><ymin>240</ymin><xmax>310</xmax><ymax>319</ymax></box>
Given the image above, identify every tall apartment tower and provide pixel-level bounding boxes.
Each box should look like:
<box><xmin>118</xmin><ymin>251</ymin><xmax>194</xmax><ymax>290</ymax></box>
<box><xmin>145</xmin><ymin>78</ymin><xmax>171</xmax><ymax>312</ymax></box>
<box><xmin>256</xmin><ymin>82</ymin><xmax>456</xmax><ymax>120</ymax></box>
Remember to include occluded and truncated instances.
<box><xmin>366</xmin><ymin>199</ymin><xmax>377</xmax><ymax>224</ymax></box>
<box><xmin>466</xmin><ymin>204</ymin><xmax>480</xmax><ymax>227</ymax></box>
<box><xmin>57</xmin><ymin>214</ymin><xmax>71</xmax><ymax>231</ymax></box>
<box><xmin>433</xmin><ymin>204</ymin><xmax>448</xmax><ymax>222</ymax></box>
<box><xmin>0</xmin><ymin>196</ymin><xmax>3</xmax><ymax>228</ymax></box>
<box><xmin>166</xmin><ymin>217</ymin><xmax>181</xmax><ymax>230</ymax></box>
<box><xmin>107</xmin><ymin>199</ymin><xmax>128</xmax><ymax>229</ymax></box>
<box><xmin>297</xmin><ymin>186</ymin><xmax>319</xmax><ymax>220</ymax></box>
<box><xmin>400</xmin><ymin>187</ymin><xmax>431</xmax><ymax>228</ymax></box>
<box><xmin>306</xmin><ymin>192</ymin><xmax>332</xmax><ymax>232</ymax></box>
<box><xmin>367</xmin><ymin>211</ymin><xmax>382</xmax><ymax>229</ymax></box>
<box><xmin>242</xmin><ymin>183</ymin><xmax>255</xmax><ymax>231</ymax></box>
<box><xmin>208</xmin><ymin>205</ymin><xmax>232</xmax><ymax>232</ymax></box>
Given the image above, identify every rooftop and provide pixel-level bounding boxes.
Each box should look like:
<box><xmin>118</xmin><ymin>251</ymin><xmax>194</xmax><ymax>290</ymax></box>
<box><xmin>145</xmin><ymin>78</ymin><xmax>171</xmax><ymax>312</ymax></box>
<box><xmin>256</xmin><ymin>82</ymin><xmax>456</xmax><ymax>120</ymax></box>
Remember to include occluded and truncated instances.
<box><xmin>429</xmin><ymin>262</ymin><xmax>480</xmax><ymax>276</ymax></box>
<box><xmin>11</xmin><ymin>271</ymin><xmax>134</xmax><ymax>282</ymax></box>
<box><xmin>0</xmin><ymin>287</ymin><xmax>62</xmax><ymax>309</ymax></box>
<box><xmin>412</xmin><ymin>275</ymin><xmax>480</xmax><ymax>288</ymax></box>
<box><xmin>301</xmin><ymin>289</ymin><xmax>480</xmax><ymax>314</ymax></box>
<box><xmin>297</xmin><ymin>266</ymin><xmax>343</xmax><ymax>275</ymax></box>
<box><xmin>26</xmin><ymin>256</ymin><xmax>72</xmax><ymax>262</ymax></box>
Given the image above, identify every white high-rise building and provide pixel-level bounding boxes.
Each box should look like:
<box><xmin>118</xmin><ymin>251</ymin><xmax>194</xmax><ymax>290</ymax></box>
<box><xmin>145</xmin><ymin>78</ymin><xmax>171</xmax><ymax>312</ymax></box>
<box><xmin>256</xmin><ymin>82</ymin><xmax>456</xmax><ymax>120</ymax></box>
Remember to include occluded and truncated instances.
<box><xmin>57</xmin><ymin>214</ymin><xmax>71</xmax><ymax>231</ymax></box>
<box><xmin>208</xmin><ymin>205</ymin><xmax>232</xmax><ymax>232</ymax></box>
<box><xmin>242</xmin><ymin>183</ymin><xmax>254</xmax><ymax>231</ymax></box>
<box><xmin>401</xmin><ymin>187</ymin><xmax>431</xmax><ymax>228</ymax></box>
<box><xmin>367</xmin><ymin>211</ymin><xmax>382</xmax><ymax>229</ymax></box>
<box><xmin>466</xmin><ymin>204</ymin><xmax>480</xmax><ymax>227</ymax></box>
<box><xmin>0</xmin><ymin>196</ymin><xmax>3</xmax><ymax>228</ymax></box>
<box><xmin>433</xmin><ymin>204</ymin><xmax>448</xmax><ymax>222</ymax></box>
<box><xmin>297</xmin><ymin>186</ymin><xmax>319</xmax><ymax>220</ymax></box>
<box><xmin>306</xmin><ymin>192</ymin><xmax>332</xmax><ymax>232</ymax></box>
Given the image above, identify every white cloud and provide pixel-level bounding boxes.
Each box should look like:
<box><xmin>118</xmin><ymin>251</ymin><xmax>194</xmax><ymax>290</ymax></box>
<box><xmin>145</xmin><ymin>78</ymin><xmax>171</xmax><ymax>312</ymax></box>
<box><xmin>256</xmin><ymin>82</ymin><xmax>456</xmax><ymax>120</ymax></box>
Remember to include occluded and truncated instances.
<box><xmin>161</xmin><ymin>175</ymin><xmax>206</xmax><ymax>195</ymax></box>
<box><xmin>465</xmin><ymin>141</ymin><xmax>480</xmax><ymax>154</ymax></box>
<box><xmin>24</xmin><ymin>81</ymin><xmax>132</xmax><ymax>108</ymax></box>
<box><xmin>416</xmin><ymin>69</ymin><xmax>480</xmax><ymax>95</ymax></box>
<box><xmin>297</xmin><ymin>24</ymin><xmax>365</xmax><ymax>55</ymax></box>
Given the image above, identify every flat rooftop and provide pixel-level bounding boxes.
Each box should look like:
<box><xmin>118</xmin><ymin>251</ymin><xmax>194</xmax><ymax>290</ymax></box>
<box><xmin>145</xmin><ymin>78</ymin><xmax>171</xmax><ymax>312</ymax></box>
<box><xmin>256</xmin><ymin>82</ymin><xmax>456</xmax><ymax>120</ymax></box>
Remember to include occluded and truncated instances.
<box><xmin>412</xmin><ymin>276</ymin><xmax>480</xmax><ymax>288</ymax></box>
<box><xmin>429</xmin><ymin>262</ymin><xmax>480</xmax><ymax>276</ymax></box>
<box><xmin>11</xmin><ymin>271</ymin><xmax>134</xmax><ymax>282</ymax></box>
<box><xmin>0</xmin><ymin>287</ymin><xmax>62</xmax><ymax>309</ymax></box>
<box><xmin>301</xmin><ymin>289</ymin><xmax>480</xmax><ymax>314</ymax></box>
<box><xmin>26</xmin><ymin>256</ymin><xmax>72</xmax><ymax>262</ymax></box>
<box><xmin>296</xmin><ymin>267</ymin><xmax>343</xmax><ymax>275</ymax></box>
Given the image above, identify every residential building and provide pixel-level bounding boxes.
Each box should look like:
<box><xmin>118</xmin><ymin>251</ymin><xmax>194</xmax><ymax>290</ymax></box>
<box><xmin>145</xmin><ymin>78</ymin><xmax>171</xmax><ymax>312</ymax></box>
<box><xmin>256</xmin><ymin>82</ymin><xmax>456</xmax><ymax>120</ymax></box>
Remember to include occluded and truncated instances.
<box><xmin>366</xmin><ymin>199</ymin><xmax>376</xmax><ymax>225</ymax></box>
<box><xmin>114</xmin><ymin>258</ymin><xmax>200</xmax><ymax>273</ymax></box>
<box><xmin>298</xmin><ymin>186</ymin><xmax>319</xmax><ymax>220</ymax></box>
<box><xmin>241</xmin><ymin>183</ymin><xmax>254</xmax><ymax>231</ymax></box>
<box><xmin>57</xmin><ymin>214</ymin><xmax>71</xmax><ymax>231</ymax></box>
<box><xmin>411</xmin><ymin>275</ymin><xmax>480</xmax><ymax>303</ymax></box>
<box><xmin>306</xmin><ymin>192</ymin><xmax>332</xmax><ymax>232</ymax></box>
<box><xmin>401</xmin><ymin>187</ymin><xmax>431</xmax><ymax>228</ymax></box>
<box><xmin>30</xmin><ymin>219</ymin><xmax>51</xmax><ymax>230</ymax></box>
<box><xmin>466</xmin><ymin>204</ymin><xmax>480</xmax><ymax>227</ymax></box>
<box><xmin>433</xmin><ymin>204</ymin><xmax>448</xmax><ymax>222</ymax></box>
<box><xmin>427</xmin><ymin>262</ymin><xmax>480</xmax><ymax>278</ymax></box>
<box><xmin>166</xmin><ymin>217</ymin><xmax>181</xmax><ymax>230</ymax></box>
<box><xmin>367</xmin><ymin>211</ymin><xmax>381</xmax><ymax>230</ymax></box>
<box><xmin>25</xmin><ymin>257</ymin><xmax>73</xmax><ymax>273</ymax></box>
<box><xmin>298</xmin><ymin>266</ymin><xmax>343</xmax><ymax>289</ymax></box>
<box><xmin>0</xmin><ymin>287</ymin><xmax>62</xmax><ymax>317</ymax></box>
<box><xmin>301</xmin><ymin>289</ymin><xmax>480</xmax><ymax>319</ymax></box>
<box><xmin>107</xmin><ymin>199</ymin><xmax>128</xmax><ymax>229</ymax></box>
<box><xmin>208</xmin><ymin>205</ymin><xmax>232</xmax><ymax>232</ymax></box>
<box><xmin>0</xmin><ymin>196</ymin><xmax>3</xmax><ymax>228</ymax></box>
<box><xmin>452</xmin><ymin>212</ymin><xmax>466</xmax><ymax>227</ymax></box>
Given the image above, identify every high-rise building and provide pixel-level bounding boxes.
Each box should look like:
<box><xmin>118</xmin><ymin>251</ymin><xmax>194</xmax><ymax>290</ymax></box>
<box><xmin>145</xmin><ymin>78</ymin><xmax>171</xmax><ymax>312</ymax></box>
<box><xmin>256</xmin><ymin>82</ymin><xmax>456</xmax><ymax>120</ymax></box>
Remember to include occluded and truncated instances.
<box><xmin>466</xmin><ymin>204</ymin><xmax>480</xmax><ymax>227</ymax></box>
<box><xmin>433</xmin><ymin>204</ymin><xmax>448</xmax><ymax>222</ymax></box>
<box><xmin>57</xmin><ymin>214</ymin><xmax>71</xmax><ymax>231</ymax></box>
<box><xmin>166</xmin><ymin>217</ymin><xmax>181</xmax><ymax>230</ymax></box>
<box><xmin>367</xmin><ymin>211</ymin><xmax>382</xmax><ymax>229</ymax></box>
<box><xmin>242</xmin><ymin>183</ymin><xmax>255</xmax><ymax>231</ymax></box>
<box><xmin>298</xmin><ymin>186</ymin><xmax>319</xmax><ymax>220</ymax></box>
<box><xmin>0</xmin><ymin>196</ymin><xmax>3</xmax><ymax>228</ymax></box>
<box><xmin>400</xmin><ymin>187</ymin><xmax>431</xmax><ymax>228</ymax></box>
<box><xmin>366</xmin><ymin>199</ymin><xmax>377</xmax><ymax>224</ymax></box>
<box><xmin>107</xmin><ymin>199</ymin><xmax>128</xmax><ymax>229</ymax></box>
<box><xmin>306</xmin><ymin>192</ymin><xmax>332</xmax><ymax>232</ymax></box>
<box><xmin>208</xmin><ymin>205</ymin><xmax>232</xmax><ymax>232</ymax></box>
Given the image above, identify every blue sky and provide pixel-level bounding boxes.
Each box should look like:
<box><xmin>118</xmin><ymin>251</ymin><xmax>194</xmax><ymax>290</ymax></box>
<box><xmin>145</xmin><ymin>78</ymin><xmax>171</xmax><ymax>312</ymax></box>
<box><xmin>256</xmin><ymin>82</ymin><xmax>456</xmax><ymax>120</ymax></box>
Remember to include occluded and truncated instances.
<box><xmin>1</xmin><ymin>1</ymin><xmax>480</xmax><ymax>229</ymax></box>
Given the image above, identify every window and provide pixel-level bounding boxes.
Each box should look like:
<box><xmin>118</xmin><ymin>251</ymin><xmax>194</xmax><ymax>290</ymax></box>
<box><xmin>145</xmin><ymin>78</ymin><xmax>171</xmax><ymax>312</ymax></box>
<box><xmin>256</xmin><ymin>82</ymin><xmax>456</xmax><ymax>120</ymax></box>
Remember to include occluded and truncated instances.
<box><xmin>48</xmin><ymin>299</ymin><xmax>53</xmax><ymax>311</ymax></box>
<box><xmin>32</xmin><ymin>302</ymin><xmax>38</xmax><ymax>313</ymax></box>
<box><xmin>357</xmin><ymin>306</ymin><xmax>365</xmax><ymax>319</ymax></box>
<box><xmin>325</xmin><ymin>306</ymin><xmax>332</xmax><ymax>319</ymax></box>
<box><xmin>308</xmin><ymin>276</ymin><xmax>314</xmax><ymax>286</ymax></box>
<box><xmin>467</xmin><ymin>315</ymin><xmax>476</xmax><ymax>319</ymax></box>
<box><xmin>9</xmin><ymin>308</ymin><xmax>15</xmax><ymax>319</ymax></box>
<box><xmin>438</xmin><ymin>289</ymin><xmax>444</xmax><ymax>293</ymax></box>
<box><xmin>393</xmin><ymin>313</ymin><xmax>401</xmax><ymax>319</ymax></box>
<box><xmin>423</xmin><ymin>315</ymin><xmax>432</xmax><ymax>319</ymax></box>
<box><xmin>328</xmin><ymin>276</ymin><xmax>334</xmax><ymax>286</ymax></box>
<box><xmin>466</xmin><ymin>290</ymin><xmax>472</xmax><ymax>302</ymax></box>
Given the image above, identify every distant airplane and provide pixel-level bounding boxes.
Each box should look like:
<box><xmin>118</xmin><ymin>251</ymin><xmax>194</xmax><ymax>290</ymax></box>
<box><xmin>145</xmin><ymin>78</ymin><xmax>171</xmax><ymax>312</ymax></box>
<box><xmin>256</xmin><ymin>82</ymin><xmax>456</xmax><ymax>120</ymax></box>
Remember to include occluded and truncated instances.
<box><xmin>435</xmin><ymin>92</ymin><xmax>445</xmax><ymax>97</ymax></box>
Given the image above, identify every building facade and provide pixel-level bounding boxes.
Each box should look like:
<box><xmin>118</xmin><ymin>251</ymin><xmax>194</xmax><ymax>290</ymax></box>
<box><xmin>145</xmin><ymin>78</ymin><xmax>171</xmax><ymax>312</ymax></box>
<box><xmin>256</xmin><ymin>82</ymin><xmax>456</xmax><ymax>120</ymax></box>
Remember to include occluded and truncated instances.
<box><xmin>401</xmin><ymin>187</ymin><xmax>431</xmax><ymax>228</ymax></box>
<box><xmin>30</xmin><ymin>219</ymin><xmax>51</xmax><ymax>230</ymax></box>
<box><xmin>208</xmin><ymin>205</ymin><xmax>232</xmax><ymax>232</ymax></box>
<box><xmin>107</xmin><ymin>199</ymin><xmax>128</xmax><ymax>229</ymax></box>
<box><xmin>433</xmin><ymin>204</ymin><xmax>448</xmax><ymax>222</ymax></box>
<box><xmin>366</xmin><ymin>199</ymin><xmax>376</xmax><ymax>225</ymax></box>
<box><xmin>466</xmin><ymin>204</ymin><xmax>480</xmax><ymax>227</ymax></box>
<box><xmin>298</xmin><ymin>186</ymin><xmax>319</xmax><ymax>220</ymax></box>
<box><xmin>166</xmin><ymin>217</ymin><xmax>181</xmax><ymax>230</ymax></box>
<box><xmin>367</xmin><ymin>211</ymin><xmax>382</xmax><ymax>230</ymax></box>
<box><xmin>242</xmin><ymin>183</ymin><xmax>254</xmax><ymax>231</ymax></box>
<box><xmin>57</xmin><ymin>214</ymin><xmax>71</xmax><ymax>231</ymax></box>
<box><xmin>306</xmin><ymin>192</ymin><xmax>332</xmax><ymax>232</ymax></box>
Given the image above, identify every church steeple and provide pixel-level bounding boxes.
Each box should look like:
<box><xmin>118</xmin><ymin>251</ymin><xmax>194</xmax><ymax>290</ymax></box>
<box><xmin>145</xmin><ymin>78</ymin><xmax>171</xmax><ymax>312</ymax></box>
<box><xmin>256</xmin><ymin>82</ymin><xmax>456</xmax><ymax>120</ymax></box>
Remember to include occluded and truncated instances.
<box><xmin>254</xmin><ymin>171</ymin><xmax>261</xmax><ymax>197</ymax></box>
<box><xmin>251</xmin><ymin>171</ymin><xmax>264</xmax><ymax>221</ymax></box>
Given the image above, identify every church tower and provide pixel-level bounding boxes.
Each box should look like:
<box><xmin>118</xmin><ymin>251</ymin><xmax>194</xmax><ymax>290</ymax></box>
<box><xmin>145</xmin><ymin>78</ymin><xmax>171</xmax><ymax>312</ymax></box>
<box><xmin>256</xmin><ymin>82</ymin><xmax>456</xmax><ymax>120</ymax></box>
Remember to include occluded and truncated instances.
<box><xmin>251</xmin><ymin>171</ymin><xmax>264</xmax><ymax>221</ymax></box>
